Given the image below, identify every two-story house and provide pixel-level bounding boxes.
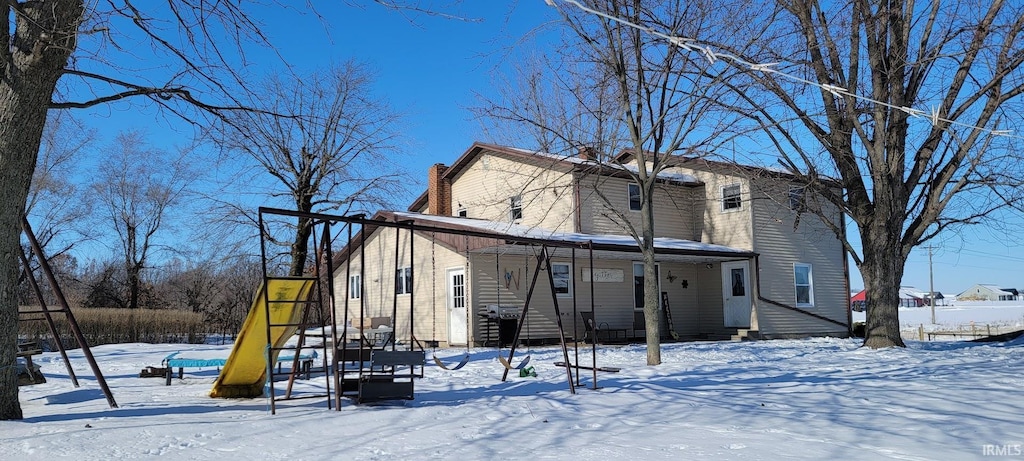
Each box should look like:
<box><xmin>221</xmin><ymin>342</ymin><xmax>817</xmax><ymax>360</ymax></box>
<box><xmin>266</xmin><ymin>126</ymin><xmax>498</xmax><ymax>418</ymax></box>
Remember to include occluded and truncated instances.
<box><xmin>331</xmin><ymin>142</ymin><xmax>850</xmax><ymax>347</ymax></box>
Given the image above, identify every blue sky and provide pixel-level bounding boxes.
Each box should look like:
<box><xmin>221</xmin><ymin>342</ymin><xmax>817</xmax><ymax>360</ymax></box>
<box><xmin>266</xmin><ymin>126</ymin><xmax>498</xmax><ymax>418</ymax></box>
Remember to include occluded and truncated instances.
<box><xmin>64</xmin><ymin>1</ymin><xmax>1022</xmax><ymax>294</ymax></box>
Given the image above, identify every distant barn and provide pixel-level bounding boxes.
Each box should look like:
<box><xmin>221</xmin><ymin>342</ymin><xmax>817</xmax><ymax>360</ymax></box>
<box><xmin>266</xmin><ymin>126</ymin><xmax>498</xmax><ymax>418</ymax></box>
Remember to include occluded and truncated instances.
<box><xmin>957</xmin><ymin>284</ymin><xmax>1021</xmax><ymax>302</ymax></box>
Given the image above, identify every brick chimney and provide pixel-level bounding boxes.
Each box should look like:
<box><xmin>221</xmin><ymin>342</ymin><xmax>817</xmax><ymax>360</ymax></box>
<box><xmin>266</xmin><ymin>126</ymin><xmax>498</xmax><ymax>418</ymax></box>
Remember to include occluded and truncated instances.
<box><xmin>578</xmin><ymin>145</ymin><xmax>597</xmax><ymax>162</ymax></box>
<box><xmin>427</xmin><ymin>163</ymin><xmax>451</xmax><ymax>216</ymax></box>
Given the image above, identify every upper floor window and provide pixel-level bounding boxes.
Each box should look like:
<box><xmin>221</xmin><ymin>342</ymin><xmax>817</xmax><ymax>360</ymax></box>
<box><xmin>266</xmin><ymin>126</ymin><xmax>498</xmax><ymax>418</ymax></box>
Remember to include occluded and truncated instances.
<box><xmin>794</xmin><ymin>263</ymin><xmax>813</xmax><ymax>307</ymax></box>
<box><xmin>456</xmin><ymin>207</ymin><xmax>467</xmax><ymax>217</ymax></box>
<box><xmin>789</xmin><ymin>185</ymin><xmax>806</xmax><ymax>211</ymax></box>
<box><xmin>509</xmin><ymin>195</ymin><xmax>523</xmax><ymax>221</ymax></box>
<box><xmin>395</xmin><ymin>267</ymin><xmax>412</xmax><ymax>295</ymax></box>
<box><xmin>349</xmin><ymin>274</ymin><xmax>361</xmax><ymax>299</ymax></box>
<box><xmin>722</xmin><ymin>184</ymin><xmax>742</xmax><ymax>211</ymax></box>
<box><xmin>551</xmin><ymin>262</ymin><xmax>572</xmax><ymax>297</ymax></box>
<box><xmin>627</xmin><ymin>183</ymin><xmax>641</xmax><ymax>211</ymax></box>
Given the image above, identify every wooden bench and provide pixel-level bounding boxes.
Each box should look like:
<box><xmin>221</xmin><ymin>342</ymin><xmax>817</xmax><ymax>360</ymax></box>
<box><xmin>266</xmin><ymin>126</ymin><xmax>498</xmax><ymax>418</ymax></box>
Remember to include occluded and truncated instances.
<box><xmin>357</xmin><ymin>350</ymin><xmax>424</xmax><ymax>403</ymax></box>
<box><xmin>17</xmin><ymin>341</ymin><xmax>45</xmax><ymax>386</ymax></box>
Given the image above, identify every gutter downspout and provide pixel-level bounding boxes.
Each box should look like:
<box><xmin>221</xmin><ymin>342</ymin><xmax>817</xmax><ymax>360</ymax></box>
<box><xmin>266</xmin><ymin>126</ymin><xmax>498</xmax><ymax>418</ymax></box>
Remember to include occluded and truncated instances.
<box><xmin>573</xmin><ymin>171</ymin><xmax>582</xmax><ymax>233</ymax></box>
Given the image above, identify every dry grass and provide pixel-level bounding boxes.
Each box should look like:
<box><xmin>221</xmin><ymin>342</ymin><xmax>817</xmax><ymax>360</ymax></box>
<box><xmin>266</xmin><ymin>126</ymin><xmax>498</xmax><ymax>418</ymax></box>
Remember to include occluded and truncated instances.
<box><xmin>18</xmin><ymin>307</ymin><xmax>210</xmax><ymax>347</ymax></box>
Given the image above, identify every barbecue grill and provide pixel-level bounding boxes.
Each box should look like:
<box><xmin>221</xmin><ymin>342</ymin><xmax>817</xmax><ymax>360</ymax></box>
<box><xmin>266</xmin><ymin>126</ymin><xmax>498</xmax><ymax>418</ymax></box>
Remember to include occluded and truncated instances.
<box><xmin>483</xmin><ymin>304</ymin><xmax>522</xmax><ymax>320</ymax></box>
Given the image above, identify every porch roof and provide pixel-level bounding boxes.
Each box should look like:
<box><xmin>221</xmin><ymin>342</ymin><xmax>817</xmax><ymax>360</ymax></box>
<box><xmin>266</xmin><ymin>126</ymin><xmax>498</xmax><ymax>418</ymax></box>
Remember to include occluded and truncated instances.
<box><xmin>388</xmin><ymin>211</ymin><xmax>756</xmax><ymax>263</ymax></box>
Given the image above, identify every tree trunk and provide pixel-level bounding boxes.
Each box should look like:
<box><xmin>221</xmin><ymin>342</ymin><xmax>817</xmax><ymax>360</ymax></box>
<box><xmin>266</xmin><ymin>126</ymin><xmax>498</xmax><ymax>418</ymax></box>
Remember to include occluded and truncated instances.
<box><xmin>288</xmin><ymin>207</ymin><xmax>312</xmax><ymax>277</ymax></box>
<box><xmin>860</xmin><ymin>227</ymin><xmax>908</xmax><ymax>349</ymax></box>
<box><xmin>0</xmin><ymin>102</ymin><xmax>38</xmax><ymax>418</ymax></box>
<box><xmin>0</xmin><ymin>0</ymin><xmax>84</xmax><ymax>419</ymax></box>
<box><xmin>0</xmin><ymin>69</ymin><xmax>54</xmax><ymax>422</ymax></box>
<box><xmin>641</xmin><ymin>189</ymin><xmax>661</xmax><ymax>365</ymax></box>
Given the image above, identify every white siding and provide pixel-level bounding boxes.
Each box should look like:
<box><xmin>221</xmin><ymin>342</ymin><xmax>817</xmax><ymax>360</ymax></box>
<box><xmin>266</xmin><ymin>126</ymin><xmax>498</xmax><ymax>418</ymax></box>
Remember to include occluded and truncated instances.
<box><xmin>448</xmin><ymin>151</ymin><xmax>576</xmax><ymax>232</ymax></box>
<box><xmin>332</xmin><ymin>227</ymin><xmax>466</xmax><ymax>346</ymax></box>
<box><xmin>577</xmin><ymin>175</ymin><xmax>701</xmax><ymax>240</ymax></box>
<box><xmin>669</xmin><ymin>167</ymin><xmax>755</xmax><ymax>249</ymax></box>
<box><xmin>748</xmin><ymin>179</ymin><xmax>848</xmax><ymax>336</ymax></box>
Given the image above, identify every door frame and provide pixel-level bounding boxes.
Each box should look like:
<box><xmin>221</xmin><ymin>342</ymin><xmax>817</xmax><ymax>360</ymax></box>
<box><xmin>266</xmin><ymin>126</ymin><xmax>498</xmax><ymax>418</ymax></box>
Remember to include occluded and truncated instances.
<box><xmin>446</xmin><ymin>266</ymin><xmax>468</xmax><ymax>346</ymax></box>
<box><xmin>721</xmin><ymin>261</ymin><xmax>752</xmax><ymax>328</ymax></box>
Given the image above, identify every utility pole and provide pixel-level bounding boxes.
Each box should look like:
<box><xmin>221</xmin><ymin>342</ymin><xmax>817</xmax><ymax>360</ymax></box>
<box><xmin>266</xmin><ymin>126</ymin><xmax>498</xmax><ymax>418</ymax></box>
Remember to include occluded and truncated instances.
<box><xmin>928</xmin><ymin>245</ymin><xmax>936</xmax><ymax>324</ymax></box>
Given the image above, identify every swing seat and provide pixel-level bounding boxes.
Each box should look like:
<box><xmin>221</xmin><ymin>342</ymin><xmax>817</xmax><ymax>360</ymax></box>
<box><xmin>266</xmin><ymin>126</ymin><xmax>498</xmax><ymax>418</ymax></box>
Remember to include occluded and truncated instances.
<box><xmin>432</xmin><ymin>353</ymin><xmax>471</xmax><ymax>371</ymax></box>
<box><xmin>497</xmin><ymin>354</ymin><xmax>532</xmax><ymax>370</ymax></box>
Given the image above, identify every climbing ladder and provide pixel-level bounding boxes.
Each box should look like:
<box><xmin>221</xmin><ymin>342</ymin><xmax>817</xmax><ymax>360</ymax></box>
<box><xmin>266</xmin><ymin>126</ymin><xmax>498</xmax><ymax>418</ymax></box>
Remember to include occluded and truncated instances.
<box><xmin>257</xmin><ymin>209</ymin><xmax>335</xmax><ymax>414</ymax></box>
<box><xmin>17</xmin><ymin>216</ymin><xmax>117</xmax><ymax>408</ymax></box>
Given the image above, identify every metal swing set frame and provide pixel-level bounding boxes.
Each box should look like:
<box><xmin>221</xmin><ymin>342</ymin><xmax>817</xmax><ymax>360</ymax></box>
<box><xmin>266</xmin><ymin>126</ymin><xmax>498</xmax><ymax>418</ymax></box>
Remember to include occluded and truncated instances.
<box><xmin>262</xmin><ymin>206</ymin><xmax>615</xmax><ymax>402</ymax></box>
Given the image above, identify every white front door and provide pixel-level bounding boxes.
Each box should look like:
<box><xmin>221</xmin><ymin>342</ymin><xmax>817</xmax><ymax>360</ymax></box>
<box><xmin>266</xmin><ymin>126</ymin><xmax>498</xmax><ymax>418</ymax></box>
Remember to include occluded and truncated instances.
<box><xmin>447</xmin><ymin>268</ymin><xmax>468</xmax><ymax>345</ymax></box>
<box><xmin>721</xmin><ymin>261</ymin><xmax>751</xmax><ymax>328</ymax></box>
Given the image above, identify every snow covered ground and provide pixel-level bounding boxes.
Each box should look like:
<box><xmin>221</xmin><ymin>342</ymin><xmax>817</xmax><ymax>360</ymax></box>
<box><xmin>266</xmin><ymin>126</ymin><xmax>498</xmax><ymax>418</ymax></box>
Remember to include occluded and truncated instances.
<box><xmin>4</xmin><ymin>337</ymin><xmax>1023</xmax><ymax>460</ymax></box>
<box><xmin>850</xmin><ymin>301</ymin><xmax>1024</xmax><ymax>340</ymax></box>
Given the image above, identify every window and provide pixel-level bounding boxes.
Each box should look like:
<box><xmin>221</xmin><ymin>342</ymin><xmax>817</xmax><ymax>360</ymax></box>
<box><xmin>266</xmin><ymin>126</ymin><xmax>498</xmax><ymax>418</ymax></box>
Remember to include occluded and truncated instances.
<box><xmin>551</xmin><ymin>263</ymin><xmax>571</xmax><ymax>297</ymax></box>
<box><xmin>457</xmin><ymin>208</ymin><xmax>467</xmax><ymax>217</ymax></box>
<box><xmin>395</xmin><ymin>267</ymin><xmax>412</xmax><ymax>295</ymax></box>
<box><xmin>509</xmin><ymin>195</ymin><xmax>523</xmax><ymax>221</ymax></box>
<box><xmin>731</xmin><ymin>268</ymin><xmax>746</xmax><ymax>296</ymax></box>
<box><xmin>627</xmin><ymin>183</ymin><xmax>641</xmax><ymax>211</ymax></box>
<box><xmin>349</xmin><ymin>274</ymin><xmax>361</xmax><ymax>299</ymax></box>
<box><xmin>722</xmin><ymin>184</ymin><xmax>742</xmax><ymax>211</ymax></box>
<box><xmin>789</xmin><ymin>185</ymin><xmax>806</xmax><ymax>211</ymax></box>
<box><xmin>794</xmin><ymin>263</ymin><xmax>813</xmax><ymax>307</ymax></box>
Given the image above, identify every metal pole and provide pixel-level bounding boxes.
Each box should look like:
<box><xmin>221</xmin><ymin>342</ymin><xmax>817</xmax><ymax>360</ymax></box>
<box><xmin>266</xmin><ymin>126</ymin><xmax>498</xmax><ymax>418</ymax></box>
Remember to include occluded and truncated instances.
<box><xmin>258</xmin><ymin>211</ymin><xmax>276</xmax><ymax>414</ymax></box>
<box><xmin>589</xmin><ymin>243</ymin><xmax>597</xmax><ymax>389</ymax></box>
<box><xmin>928</xmin><ymin>245</ymin><xmax>936</xmax><ymax>325</ymax></box>
<box><xmin>22</xmin><ymin>216</ymin><xmax>117</xmax><ymax>408</ymax></box>
<box><xmin>501</xmin><ymin>251</ymin><xmax>545</xmax><ymax>382</ymax></box>
<box><xmin>541</xmin><ymin>247</ymin><xmax>576</xmax><ymax>394</ymax></box>
<box><xmin>17</xmin><ymin>250</ymin><xmax>79</xmax><ymax>386</ymax></box>
<box><xmin>320</xmin><ymin>222</ymin><xmax>336</xmax><ymax>409</ymax></box>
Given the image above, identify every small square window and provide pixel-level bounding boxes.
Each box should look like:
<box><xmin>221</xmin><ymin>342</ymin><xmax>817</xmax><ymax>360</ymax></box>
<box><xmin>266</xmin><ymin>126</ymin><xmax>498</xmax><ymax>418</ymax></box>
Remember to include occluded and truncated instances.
<box><xmin>627</xmin><ymin>183</ymin><xmax>641</xmax><ymax>211</ymax></box>
<box><xmin>510</xmin><ymin>195</ymin><xmax>523</xmax><ymax>221</ymax></box>
<box><xmin>722</xmin><ymin>184</ymin><xmax>742</xmax><ymax>211</ymax></box>
<box><xmin>457</xmin><ymin>208</ymin><xmax>467</xmax><ymax>217</ymax></box>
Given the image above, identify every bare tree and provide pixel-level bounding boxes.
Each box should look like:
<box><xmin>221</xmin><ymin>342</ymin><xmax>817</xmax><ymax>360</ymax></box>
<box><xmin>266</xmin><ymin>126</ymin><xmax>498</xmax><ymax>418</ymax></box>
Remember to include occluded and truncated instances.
<box><xmin>210</xmin><ymin>63</ymin><xmax>406</xmax><ymax>276</ymax></box>
<box><xmin>92</xmin><ymin>131</ymin><xmax>190</xmax><ymax>311</ymax></box>
<box><xmin>0</xmin><ymin>0</ymin><xmax>287</xmax><ymax>420</ymax></box>
<box><xmin>0</xmin><ymin>0</ymin><xmax>469</xmax><ymax>418</ymax></box>
<box><xmin>25</xmin><ymin>114</ymin><xmax>94</xmax><ymax>255</ymax></box>
<box><xmin>208</xmin><ymin>257</ymin><xmax>263</xmax><ymax>341</ymax></box>
<box><xmin>19</xmin><ymin>113</ymin><xmax>94</xmax><ymax>297</ymax></box>
<box><xmin>482</xmin><ymin>0</ymin><xmax>753</xmax><ymax>365</ymax></box>
<box><xmin>724</xmin><ymin>0</ymin><xmax>1024</xmax><ymax>348</ymax></box>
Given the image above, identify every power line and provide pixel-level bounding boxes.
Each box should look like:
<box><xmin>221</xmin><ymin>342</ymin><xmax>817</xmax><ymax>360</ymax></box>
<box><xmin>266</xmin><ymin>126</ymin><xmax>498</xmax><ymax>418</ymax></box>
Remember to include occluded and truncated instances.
<box><xmin>545</xmin><ymin>0</ymin><xmax>1021</xmax><ymax>141</ymax></box>
<box><xmin>956</xmin><ymin>248</ymin><xmax>1024</xmax><ymax>262</ymax></box>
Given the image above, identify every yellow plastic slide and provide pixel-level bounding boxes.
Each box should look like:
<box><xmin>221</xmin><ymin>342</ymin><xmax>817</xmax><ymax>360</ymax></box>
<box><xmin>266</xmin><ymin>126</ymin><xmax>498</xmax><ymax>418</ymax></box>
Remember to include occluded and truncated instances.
<box><xmin>210</xmin><ymin>278</ymin><xmax>314</xmax><ymax>398</ymax></box>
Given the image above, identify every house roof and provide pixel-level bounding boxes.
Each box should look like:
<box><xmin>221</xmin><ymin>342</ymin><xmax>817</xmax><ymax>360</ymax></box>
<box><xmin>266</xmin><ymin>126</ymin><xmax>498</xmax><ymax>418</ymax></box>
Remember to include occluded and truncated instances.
<box><xmin>980</xmin><ymin>284</ymin><xmax>1015</xmax><ymax>296</ymax></box>
<box><xmin>393</xmin><ymin>211</ymin><xmax>752</xmax><ymax>257</ymax></box>
<box><xmin>333</xmin><ymin>210</ymin><xmax>756</xmax><ymax>269</ymax></box>
<box><xmin>408</xmin><ymin>142</ymin><xmax>702</xmax><ymax>212</ymax></box>
<box><xmin>613</xmin><ymin>150</ymin><xmax>845</xmax><ymax>189</ymax></box>
<box><xmin>899</xmin><ymin>287</ymin><xmax>925</xmax><ymax>299</ymax></box>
